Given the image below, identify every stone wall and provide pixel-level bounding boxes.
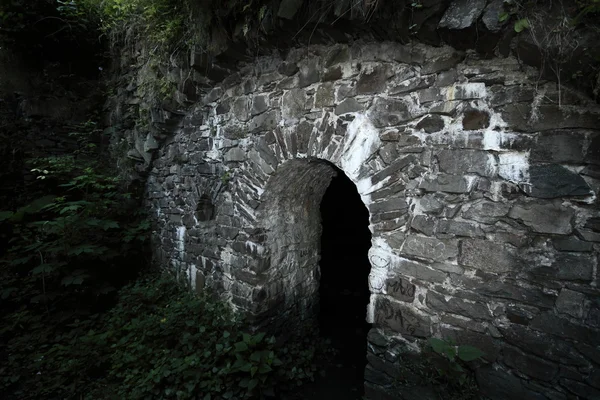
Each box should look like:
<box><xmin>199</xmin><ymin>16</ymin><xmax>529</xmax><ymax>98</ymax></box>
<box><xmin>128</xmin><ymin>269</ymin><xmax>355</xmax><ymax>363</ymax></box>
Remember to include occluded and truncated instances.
<box><xmin>145</xmin><ymin>41</ymin><xmax>600</xmax><ymax>399</ymax></box>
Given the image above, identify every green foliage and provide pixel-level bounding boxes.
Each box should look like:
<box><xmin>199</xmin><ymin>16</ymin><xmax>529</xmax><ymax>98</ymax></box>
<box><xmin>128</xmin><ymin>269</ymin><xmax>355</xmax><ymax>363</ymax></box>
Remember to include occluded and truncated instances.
<box><xmin>0</xmin><ymin>120</ymin><xmax>150</xmax><ymax>398</ymax></box>
<box><xmin>427</xmin><ymin>338</ymin><xmax>484</xmax><ymax>388</ymax></box>
<box><xmin>1</xmin><ymin>273</ymin><xmax>326</xmax><ymax>399</ymax></box>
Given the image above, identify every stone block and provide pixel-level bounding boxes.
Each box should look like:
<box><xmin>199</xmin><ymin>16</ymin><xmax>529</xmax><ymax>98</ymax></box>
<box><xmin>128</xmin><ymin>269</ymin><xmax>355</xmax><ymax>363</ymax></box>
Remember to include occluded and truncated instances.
<box><xmin>531</xmin><ymin>131</ymin><xmax>587</xmax><ymax>163</ymax></box>
<box><xmin>369</xmin><ymin>197</ymin><xmax>409</xmax><ymax>214</ymax></box>
<box><xmin>552</xmin><ymin>237</ymin><xmax>594</xmax><ymax>252</ymax></box>
<box><xmin>314</xmin><ymin>83</ymin><xmax>334</xmax><ymax>108</ymax></box>
<box><xmin>501</xmin><ymin>104</ymin><xmax>600</xmax><ymax>132</ymax></box>
<box><xmin>282</xmin><ymin>89</ymin><xmax>306</xmax><ymax>120</ymax></box>
<box><xmin>419</xmin><ymin>174</ymin><xmax>472</xmax><ymax>194</ymax></box>
<box><xmin>415</xmin><ymin>115</ymin><xmax>445</xmax><ymax>133</ymax></box>
<box><xmin>531</xmin><ymin>312</ymin><xmax>600</xmax><ymax>346</ymax></box>
<box><xmin>402</xmin><ymin>235</ymin><xmax>458</xmax><ymax>262</ymax></box>
<box><xmin>437</xmin><ymin>220</ymin><xmax>484</xmax><ymax>238</ymax></box>
<box><xmin>411</xmin><ymin>215</ymin><xmax>435</xmax><ymax>236</ymax></box>
<box><xmin>224</xmin><ymin>147</ymin><xmax>246</xmax><ymax>162</ymax></box>
<box><xmin>530</xmin><ymin>253</ymin><xmax>594</xmax><ymax>283</ymax></box>
<box><xmin>388</xmin><ymin>74</ymin><xmax>436</xmax><ymax>95</ymax></box>
<box><xmin>508</xmin><ymin>202</ymin><xmax>575</xmax><ymax>235</ymax></box>
<box><xmin>385</xmin><ymin>276</ymin><xmax>416</xmax><ymax>302</ymax></box>
<box><xmin>556</xmin><ymin>289</ymin><xmax>586</xmax><ymax>319</ymax></box>
<box><xmin>357</xmin><ymin>64</ymin><xmax>392</xmax><ymax>94</ymax></box>
<box><xmin>249</xmin><ymin>111</ymin><xmax>278</xmax><ymax>133</ymax></box>
<box><xmin>503</xmin><ymin>346</ymin><xmax>559</xmax><ymax>382</ymax></box>
<box><xmin>458</xmin><ymin>239</ymin><xmax>516</xmax><ymax>273</ymax></box>
<box><xmin>334</xmin><ymin>98</ymin><xmax>363</xmax><ymax>115</ymax></box>
<box><xmin>436</xmin><ymin>149</ymin><xmax>496</xmax><ymax>177</ymax></box>
<box><xmin>375</xmin><ymin>296</ymin><xmax>431</xmax><ymax>338</ymax></box>
<box><xmin>426</xmin><ymin>291</ymin><xmax>492</xmax><ymax>320</ymax></box>
<box><xmin>475</xmin><ymin>280</ymin><xmax>556</xmax><ymax>308</ymax></box>
<box><xmin>476</xmin><ymin>366</ymin><xmax>543</xmax><ymax>400</ymax></box>
<box><xmin>251</xmin><ymin>95</ymin><xmax>268</xmax><ymax>115</ymax></box>
<box><xmin>521</xmin><ymin>164</ymin><xmax>591</xmax><ymax>199</ymax></box>
<box><xmin>370</xmin><ymin>97</ymin><xmax>415</xmax><ymax>128</ymax></box>
<box><xmin>439</xmin><ymin>0</ymin><xmax>487</xmax><ymax>30</ymax></box>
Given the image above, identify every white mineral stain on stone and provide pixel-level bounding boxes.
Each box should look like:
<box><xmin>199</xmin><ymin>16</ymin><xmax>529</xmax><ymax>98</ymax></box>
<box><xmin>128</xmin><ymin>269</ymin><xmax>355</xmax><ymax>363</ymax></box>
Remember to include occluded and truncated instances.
<box><xmin>498</xmin><ymin>152</ymin><xmax>530</xmax><ymax>183</ymax></box>
<box><xmin>339</xmin><ymin>114</ymin><xmax>381</xmax><ymax>182</ymax></box>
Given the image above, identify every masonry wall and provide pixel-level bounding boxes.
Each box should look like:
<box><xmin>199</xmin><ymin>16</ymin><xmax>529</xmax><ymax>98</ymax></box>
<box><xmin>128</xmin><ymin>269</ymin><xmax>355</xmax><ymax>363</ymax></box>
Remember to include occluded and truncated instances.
<box><xmin>145</xmin><ymin>41</ymin><xmax>600</xmax><ymax>399</ymax></box>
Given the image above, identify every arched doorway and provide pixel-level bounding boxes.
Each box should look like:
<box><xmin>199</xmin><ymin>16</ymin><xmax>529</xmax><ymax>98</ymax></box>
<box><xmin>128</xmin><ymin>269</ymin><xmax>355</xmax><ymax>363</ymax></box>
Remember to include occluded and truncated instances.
<box><xmin>257</xmin><ymin>159</ymin><xmax>372</xmax><ymax>398</ymax></box>
<box><xmin>318</xmin><ymin>164</ymin><xmax>372</xmax><ymax>398</ymax></box>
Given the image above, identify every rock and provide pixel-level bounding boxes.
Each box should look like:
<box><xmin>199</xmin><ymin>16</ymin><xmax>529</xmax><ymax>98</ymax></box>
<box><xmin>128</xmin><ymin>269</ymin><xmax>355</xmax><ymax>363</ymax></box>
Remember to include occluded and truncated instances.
<box><xmin>411</xmin><ymin>215</ymin><xmax>435</xmax><ymax>236</ymax></box>
<box><xmin>531</xmin><ymin>312</ymin><xmax>600</xmax><ymax>346</ymax></box>
<box><xmin>476</xmin><ymin>367</ymin><xmax>529</xmax><ymax>400</ymax></box>
<box><xmin>370</xmin><ymin>97</ymin><xmax>415</xmax><ymax>127</ymax></box>
<box><xmin>462</xmin><ymin>109</ymin><xmax>490</xmax><ymax>130</ymax></box>
<box><xmin>503</xmin><ymin>346</ymin><xmax>559</xmax><ymax>382</ymax></box>
<box><xmin>385</xmin><ymin>276</ymin><xmax>416</xmax><ymax>302</ymax></box>
<box><xmin>388</xmin><ymin>75</ymin><xmax>436</xmax><ymax>95</ymax></box>
<box><xmin>335</xmin><ymin>98</ymin><xmax>363</xmax><ymax>115</ymax></box>
<box><xmin>420</xmin><ymin>47</ymin><xmax>465</xmax><ymax>74</ymax></box>
<box><xmin>439</xmin><ymin>0</ymin><xmax>487</xmax><ymax>30</ymax></box>
<box><xmin>314</xmin><ymin>83</ymin><xmax>334</xmax><ymax>108</ymax></box>
<box><xmin>482</xmin><ymin>0</ymin><xmax>507</xmax><ymax>32</ymax></box>
<box><xmin>298</xmin><ymin>59</ymin><xmax>320</xmax><ymax>88</ymax></box>
<box><xmin>251</xmin><ymin>95</ymin><xmax>268</xmax><ymax>115</ymax></box>
<box><xmin>555</xmin><ymin>289</ymin><xmax>586</xmax><ymax>319</ymax></box>
<box><xmin>462</xmin><ymin>200</ymin><xmax>510</xmax><ymax>224</ymax></box>
<box><xmin>521</xmin><ymin>164</ymin><xmax>591</xmax><ymax>198</ymax></box>
<box><xmin>552</xmin><ymin>237</ymin><xmax>594</xmax><ymax>252</ymax></box>
<box><xmin>277</xmin><ymin>0</ymin><xmax>303</xmax><ymax>19</ymax></box>
<box><xmin>437</xmin><ymin>149</ymin><xmax>494</xmax><ymax>177</ymax></box>
<box><xmin>224</xmin><ymin>147</ymin><xmax>245</xmax><ymax>162</ymax></box>
<box><xmin>278</xmin><ymin>62</ymin><xmax>299</xmax><ymax>76</ymax></box>
<box><xmin>531</xmin><ymin>131</ymin><xmax>587</xmax><ymax>163</ymax></box>
<box><xmin>419</xmin><ymin>174</ymin><xmax>472</xmax><ymax>193</ymax></box>
<box><xmin>427</xmin><ymin>291</ymin><xmax>492</xmax><ymax>320</ymax></box>
<box><xmin>415</xmin><ymin>115</ymin><xmax>445</xmax><ymax>133</ymax></box>
<box><xmin>248</xmin><ymin>111</ymin><xmax>279</xmax><ymax>133</ymax></box>
<box><xmin>282</xmin><ymin>89</ymin><xmax>306</xmax><ymax>120</ymax></box>
<box><xmin>437</xmin><ymin>220</ymin><xmax>484</xmax><ymax>238</ymax></box>
<box><xmin>375</xmin><ymin>296</ymin><xmax>431</xmax><ymax>338</ymax></box>
<box><xmin>357</xmin><ymin>65</ymin><xmax>391</xmax><ymax>94</ymax></box>
<box><xmin>501</xmin><ymin>104</ymin><xmax>600</xmax><ymax>132</ymax></box>
<box><xmin>508</xmin><ymin>202</ymin><xmax>575</xmax><ymax>235</ymax></box>
<box><xmin>402</xmin><ymin>235</ymin><xmax>458</xmax><ymax>262</ymax></box>
<box><xmin>458</xmin><ymin>239</ymin><xmax>516</xmax><ymax>273</ymax></box>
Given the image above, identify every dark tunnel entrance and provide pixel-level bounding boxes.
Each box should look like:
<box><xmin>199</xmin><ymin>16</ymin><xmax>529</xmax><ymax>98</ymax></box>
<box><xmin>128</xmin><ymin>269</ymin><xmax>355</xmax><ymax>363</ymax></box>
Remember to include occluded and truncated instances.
<box><xmin>317</xmin><ymin>165</ymin><xmax>372</xmax><ymax>398</ymax></box>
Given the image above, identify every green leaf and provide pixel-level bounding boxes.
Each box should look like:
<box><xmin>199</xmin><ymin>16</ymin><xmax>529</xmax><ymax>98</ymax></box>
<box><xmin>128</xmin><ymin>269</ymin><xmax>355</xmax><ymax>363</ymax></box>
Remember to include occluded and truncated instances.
<box><xmin>498</xmin><ymin>12</ymin><xmax>509</xmax><ymax>22</ymax></box>
<box><xmin>235</xmin><ymin>341</ymin><xmax>248</xmax><ymax>352</ymax></box>
<box><xmin>0</xmin><ymin>211</ymin><xmax>14</xmax><ymax>222</ymax></box>
<box><xmin>32</xmin><ymin>263</ymin><xmax>55</xmax><ymax>275</ymax></box>
<box><xmin>247</xmin><ymin>378</ymin><xmax>258</xmax><ymax>391</ymax></box>
<box><xmin>514</xmin><ymin>18</ymin><xmax>529</xmax><ymax>32</ymax></box>
<box><xmin>457</xmin><ymin>345</ymin><xmax>485</xmax><ymax>361</ymax></box>
<box><xmin>428</xmin><ymin>338</ymin><xmax>448</xmax><ymax>355</ymax></box>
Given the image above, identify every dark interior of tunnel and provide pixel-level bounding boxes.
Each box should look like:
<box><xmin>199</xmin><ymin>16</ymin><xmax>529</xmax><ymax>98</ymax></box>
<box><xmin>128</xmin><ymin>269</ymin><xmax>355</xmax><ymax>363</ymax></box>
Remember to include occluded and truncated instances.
<box><xmin>317</xmin><ymin>165</ymin><xmax>372</xmax><ymax>398</ymax></box>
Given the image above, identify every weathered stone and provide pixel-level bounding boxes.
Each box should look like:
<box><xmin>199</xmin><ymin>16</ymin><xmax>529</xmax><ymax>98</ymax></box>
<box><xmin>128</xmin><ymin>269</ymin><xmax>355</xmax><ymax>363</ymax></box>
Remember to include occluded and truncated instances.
<box><xmin>482</xmin><ymin>0</ymin><xmax>507</xmax><ymax>32</ymax></box>
<box><xmin>224</xmin><ymin>147</ymin><xmax>245</xmax><ymax>162</ymax></box>
<box><xmin>421</xmin><ymin>47</ymin><xmax>465</xmax><ymax>75</ymax></box>
<box><xmin>509</xmin><ymin>202</ymin><xmax>575</xmax><ymax>235</ymax></box>
<box><xmin>419</xmin><ymin>174</ymin><xmax>471</xmax><ymax>193</ymax></box>
<box><xmin>278</xmin><ymin>62</ymin><xmax>299</xmax><ymax>76</ymax></box>
<box><xmin>391</xmin><ymin>258</ymin><xmax>448</xmax><ymax>283</ymax></box>
<box><xmin>251</xmin><ymin>95</ymin><xmax>268</xmax><ymax>115</ymax></box>
<box><xmin>298</xmin><ymin>59</ymin><xmax>320</xmax><ymax>88</ymax></box>
<box><xmin>322</xmin><ymin>66</ymin><xmax>342</xmax><ymax>81</ymax></box>
<box><xmin>501</xmin><ymin>104</ymin><xmax>600</xmax><ymax>132</ymax></box>
<box><xmin>556</xmin><ymin>289</ymin><xmax>586</xmax><ymax>319</ymax></box>
<box><xmin>411</xmin><ymin>215</ymin><xmax>435</xmax><ymax>236</ymax></box>
<box><xmin>232</xmin><ymin>96</ymin><xmax>251</xmax><ymax>122</ymax></box>
<box><xmin>474</xmin><ymin>280</ymin><xmax>556</xmax><ymax>308</ymax></box>
<box><xmin>462</xmin><ymin>109</ymin><xmax>490</xmax><ymax>130</ymax></box>
<box><xmin>500</xmin><ymin>324</ymin><xmax>589</xmax><ymax>366</ymax></box>
<box><xmin>439</xmin><ymin>0</ymin><xmax>487</xmax><ymax>30</ymax></box>
<box><xmin>462</xmin><ymin>200</ymin><xmax>510</xmax><ymax>224</ymax></box>
<box><xmin>550</xmin><ymin>253</ymin><xmax>594</xmax><ymax>282</ymax></box>
<box><xmin>531</xmin><ymin>312</ymin><xmax>600</xmax><ymax>346</ymax></box>
<box><xmin>552</xmin><ymin>237</ymin><xmax>594</xmax><ymax>252</ymax></box>
<box><xmin>281</xmin><ymin>89</ymin><xmax>306</xmax><ymax>120</ymax></box>
<box><xmin>561</xmin><ymin>378</ymin><xmax>600</xmax><ymax>398</ymax></box>
<box><xmin>522</xmin><ymin>164</ymin><xmax>591</xmax><ymax>198</ymax></box>
<box><xmin>427</xmin><ymin>291</ymin><xmax>491</xmax><ymax>320</ymax></box>
<box><xmin>334</xmin><ymin>98</ymin><xmax>362</xmax><ymax>115</ymax></box>
<box><xmin>415</xmin><ymin>115</ymin><xmax>445</xmax><ymax>133</ymax></box>
<box><xmin>504</xmin><ymin>346</ymin><xmax>559</xmax><ymax>382</ymax></box>
<box><xmin>417</xmin><ymin>194</ymin><xmax>444</xmax><ymax>214</ymax></box>
<box><xmin>385</xmin><ymin>276</ymin><xmax>416</xmax><ymax>302</ymax></box>
<box><xmin>277</xmin><ymin>0</ymin><xmax>303</xmax><ymax>19</ymax></box>
<box><xmin>375</xmin><ymin>296</ymin><xmax>431</xmax><ymax>338</ymax></box>
<box><xmin>437</xmin><ymin>220</ymin><xmax>484</xmax><ymax>238</ymax></box>
<box><xmin>437</xmin><ymin>149</ymin><xmax>494</xmax><ymax>177</ymax></box>
<box><xmin>314</xmin><ymin>83</ymin><xmax>334</xmax><ymax>108</ymax></box>
<box><xmin>402</xmin><ymin>235</ymin><xmax>458</xmax><ymax>262</ymax></box>
<box><xmin>357</xmin><ymin>65</ymin><xmax>390</xmax><ymax>94</ymax></box>
<box><xmin>248</xmin><ymin>111</ymin><xmax>278</xmax><ymax>133</ymax></box>
<box><xmin>369</xmin><ymin>198</ymin><xmax>409</xmax><ymax>214</ymax></box>
<box><xmin>388</xmin><ymin>75</ymin><xmax>435</xmax><ymax>95</ymax></box>
<box><xmin>370</xmin><ymin>97</ymin><xmax>415</xmax><ymax>127</ymax></box>
<box><xmin>531</xmin><ymin>131</ymin><xmax>587</xmax><ymax>163</ymax></box>
<box><xmin>458</xmin><ymin>239</ymin><xmax>516</xmax><ymax>273</ymax></box>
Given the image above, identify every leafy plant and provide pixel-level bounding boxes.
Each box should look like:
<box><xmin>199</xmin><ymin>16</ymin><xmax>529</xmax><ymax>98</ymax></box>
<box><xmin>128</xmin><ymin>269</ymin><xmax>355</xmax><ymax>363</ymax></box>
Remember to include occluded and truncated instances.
<box><xmin>427</xmin><ymin>337</ymin><xmax>485</xmax><ymax>386</ymax></box>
